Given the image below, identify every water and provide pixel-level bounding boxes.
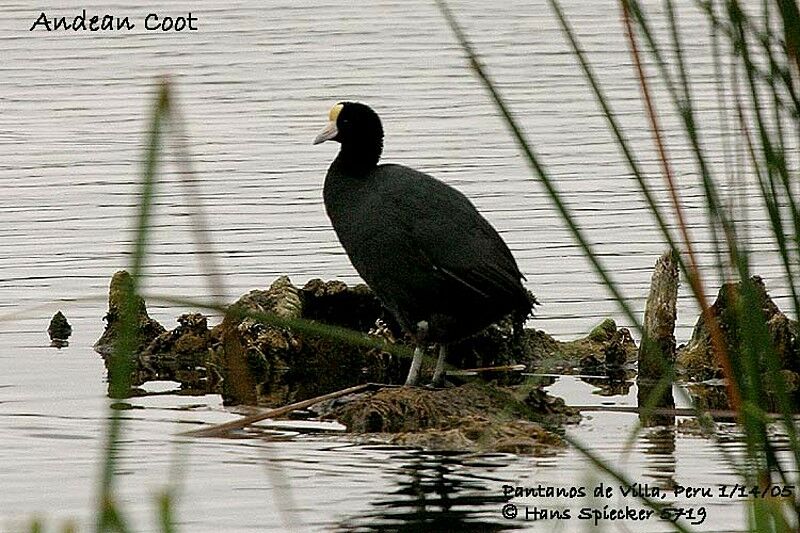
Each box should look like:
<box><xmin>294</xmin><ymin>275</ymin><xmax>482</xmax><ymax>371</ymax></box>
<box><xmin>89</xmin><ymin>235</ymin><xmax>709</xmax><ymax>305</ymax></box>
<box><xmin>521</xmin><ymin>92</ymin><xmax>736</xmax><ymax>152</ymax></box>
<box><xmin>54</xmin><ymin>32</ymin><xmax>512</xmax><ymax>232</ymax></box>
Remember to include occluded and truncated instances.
<box><xmin>0</xmin><ymin>0</ymin><xmax>796</xmax><ymax>531</ymax></box>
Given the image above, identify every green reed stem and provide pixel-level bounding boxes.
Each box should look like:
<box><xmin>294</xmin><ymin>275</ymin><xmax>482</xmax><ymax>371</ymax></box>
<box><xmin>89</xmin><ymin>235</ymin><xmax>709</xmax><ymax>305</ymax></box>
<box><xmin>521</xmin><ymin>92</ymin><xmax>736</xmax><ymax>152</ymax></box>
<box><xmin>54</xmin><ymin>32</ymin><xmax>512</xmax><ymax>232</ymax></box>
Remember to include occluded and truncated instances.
<box><xmin>96</xmin><ymin>80</ymin><xmax>170</xmax><ymax>533</ymax></box>
<box><xmin>434</xmin><ymin>0</ymin><xmax>643</xmax><ymax>338</ymax></box>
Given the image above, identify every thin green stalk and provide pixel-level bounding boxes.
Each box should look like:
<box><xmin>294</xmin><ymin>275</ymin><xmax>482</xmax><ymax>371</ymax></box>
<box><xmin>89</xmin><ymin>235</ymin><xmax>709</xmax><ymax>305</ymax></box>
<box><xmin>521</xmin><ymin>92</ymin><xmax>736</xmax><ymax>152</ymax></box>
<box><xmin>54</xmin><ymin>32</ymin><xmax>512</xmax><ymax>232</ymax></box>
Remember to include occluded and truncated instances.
<box><xmin>168</xmin><ymin>100</ymin><xmax>227</xmax><ymax>308</ymax></box>
<box><xmin>547</xmin><ymin>0</ymin><xmax>733</xmax><ymax>433</ymax></box>
<box><xmin>706</xmin><ymin>2</ymin><xmax>745</xmax><ymax>347</ymax></box>
<box><xmin>724</xmin><ymin>4</ymin><xmax>800</xmax><ymax>510</ymax></box>
<box><xmin>548</xmin><ymin>0</ymin><xmax>723</xmax><ymax>443</ymax></box>
<box><xmin>622</xmin><ymin>2</ymin><xmax>773</xmax><ymax>477</ymax></box>
<box><xmin>699</xmin><ymin>1</ymin><xmax>800</xmax><ymax>116</ymax></box>
<box><xmin>734</xmin><ymin>82</ymin><xmax>800</xmax><ymax>349</ymax></box>
<box><xmin>624</xmin><ymin>11</ymin><xmax>799</xmax><ymax>495</ymax></box>
<box><xmin>731</xmin><ymin>3</ymin><xmax>800</xmax><ymax>251</ymax></box>
<box><xmin>623</xmin><ymin>0</ymin><xmax>743</xmax><ymax>412</ymax></box>
<box><xmin>627</xmin><ymin>0</ymin><xmax>743</xmax><ymax>268</ymax></box>
<box><xmin>96</xmin><ymin>80</ymin><xmax>170</xmax><ymax>533</ymax></box>
<box><xmin>434</xmin><ymin>0</ymin><xmax>643</xmax><ymax>338</ymax></box>
<box><xmin>729</xmin><ymin>0</ymin><xmax>800</xmax><ymax>389</ymax></box>
<box><xmin>737</xmin><ymin>278</ymin><xmax>797</xmax><ymax>498</ymax></box>
<box><xmin>764</xmin><ymin>0</ymin><xmax>788</xmax><ymax>157</ymax></box>
<box><xmin>736</xmin><ymin>0</ymin><xmax>800</xmax><ymax>307</ymax></box>
<box><xmin>729</xmin><ymin>0</ymin><xmax>800</xmax><ymax>269</ymax></box>
<box><xmin>547</xmin><ymin>0</ymin><xmax>688</xmax><ymax>283</ymax></box>
<box><xmin>157</xmin><ymin>490</ymin><xmax>176</xmax><ymax>533</ymax></box>
<box><xmin>436</xmin><ymin>4</ymin><xmax>698</xmax><ymax>529</ymax></box>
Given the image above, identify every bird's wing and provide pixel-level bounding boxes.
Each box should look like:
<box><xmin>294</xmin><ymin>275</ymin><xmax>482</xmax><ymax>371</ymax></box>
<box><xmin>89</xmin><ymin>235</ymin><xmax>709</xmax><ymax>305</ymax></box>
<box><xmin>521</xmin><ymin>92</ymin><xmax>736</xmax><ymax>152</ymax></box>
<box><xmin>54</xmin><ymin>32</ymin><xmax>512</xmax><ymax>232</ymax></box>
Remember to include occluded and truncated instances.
<box><xmin>379</xmin><ymin>165</ymin><xmax>527</xmax><ymax>308</ymax></box>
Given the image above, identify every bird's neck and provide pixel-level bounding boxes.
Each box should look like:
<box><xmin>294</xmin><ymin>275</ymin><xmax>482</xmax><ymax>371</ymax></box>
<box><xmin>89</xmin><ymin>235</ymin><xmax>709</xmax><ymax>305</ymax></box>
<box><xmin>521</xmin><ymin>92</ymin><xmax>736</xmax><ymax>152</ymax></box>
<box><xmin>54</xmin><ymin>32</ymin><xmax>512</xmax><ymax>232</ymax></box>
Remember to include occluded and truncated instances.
<box><xmin>335</xmin><ymin>142</ymin><xmax>382</xmax><ymax>174</ymax></box>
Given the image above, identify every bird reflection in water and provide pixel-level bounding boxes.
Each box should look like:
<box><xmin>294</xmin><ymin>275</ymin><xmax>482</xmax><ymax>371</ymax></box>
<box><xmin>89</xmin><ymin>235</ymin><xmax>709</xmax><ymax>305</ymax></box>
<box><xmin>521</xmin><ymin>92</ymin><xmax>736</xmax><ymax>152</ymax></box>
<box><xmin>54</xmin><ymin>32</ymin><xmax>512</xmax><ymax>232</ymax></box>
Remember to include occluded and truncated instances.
<box><xmin>337</xmin><ymin>450</ymin><xmax>523</xmax><ymax>532</ymax></box>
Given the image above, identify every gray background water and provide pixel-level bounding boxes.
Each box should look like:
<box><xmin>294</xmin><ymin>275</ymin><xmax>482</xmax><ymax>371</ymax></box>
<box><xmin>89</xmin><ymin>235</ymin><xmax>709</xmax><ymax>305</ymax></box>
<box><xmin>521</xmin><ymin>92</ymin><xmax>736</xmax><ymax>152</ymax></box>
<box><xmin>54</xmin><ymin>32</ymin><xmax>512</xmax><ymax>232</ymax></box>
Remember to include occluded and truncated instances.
<box><xmin>0</xmin><ymin>0</ymin><xmax>792</xmax><ymax>531</ymax></box>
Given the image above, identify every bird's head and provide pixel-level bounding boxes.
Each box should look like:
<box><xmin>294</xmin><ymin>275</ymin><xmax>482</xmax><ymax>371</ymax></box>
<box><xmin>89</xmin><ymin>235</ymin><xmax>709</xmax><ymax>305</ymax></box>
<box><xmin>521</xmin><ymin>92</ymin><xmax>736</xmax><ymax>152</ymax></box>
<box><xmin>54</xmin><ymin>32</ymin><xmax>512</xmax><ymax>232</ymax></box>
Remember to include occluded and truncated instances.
<box><xmin>313</xmin><ymin>102</ymin><xmax>384</xmax><ymax>161</ymax></box>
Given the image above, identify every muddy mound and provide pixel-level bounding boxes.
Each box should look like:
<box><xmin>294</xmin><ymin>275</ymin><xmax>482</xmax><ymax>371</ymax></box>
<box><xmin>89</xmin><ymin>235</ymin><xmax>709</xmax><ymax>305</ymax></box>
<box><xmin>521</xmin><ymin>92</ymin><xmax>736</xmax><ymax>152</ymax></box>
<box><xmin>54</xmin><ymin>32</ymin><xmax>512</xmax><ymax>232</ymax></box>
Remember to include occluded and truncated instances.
<box><xmin>317</xmin><ymin>383</ymin><xmax>577</xmax><ymax>455</ymax></box>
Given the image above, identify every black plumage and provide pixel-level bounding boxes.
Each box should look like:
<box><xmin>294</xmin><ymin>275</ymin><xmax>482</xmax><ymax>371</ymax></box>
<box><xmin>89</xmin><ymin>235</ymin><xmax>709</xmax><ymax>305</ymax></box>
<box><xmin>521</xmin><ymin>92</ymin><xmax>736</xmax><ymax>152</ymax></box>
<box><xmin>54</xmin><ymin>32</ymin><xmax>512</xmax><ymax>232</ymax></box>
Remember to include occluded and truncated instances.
<box><xmin>314</xmin><ymin>102</ymin><xmax>532</xmax><ymax>386</ymax></box>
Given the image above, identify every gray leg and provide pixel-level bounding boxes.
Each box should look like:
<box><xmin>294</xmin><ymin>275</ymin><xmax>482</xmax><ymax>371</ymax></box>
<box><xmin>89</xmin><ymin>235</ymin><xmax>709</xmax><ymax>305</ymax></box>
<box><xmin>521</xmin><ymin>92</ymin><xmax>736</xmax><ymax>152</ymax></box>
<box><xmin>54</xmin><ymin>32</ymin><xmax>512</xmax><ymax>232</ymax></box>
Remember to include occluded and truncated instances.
<box><xmin>404</xmin><ymin>345</ymin><xmax>424</xmax><ymax>386</ymax></box>
<box><xmin>431</xmin><ymin>344</ymin><xmax>447</xmax><ymax>387</ymax></box>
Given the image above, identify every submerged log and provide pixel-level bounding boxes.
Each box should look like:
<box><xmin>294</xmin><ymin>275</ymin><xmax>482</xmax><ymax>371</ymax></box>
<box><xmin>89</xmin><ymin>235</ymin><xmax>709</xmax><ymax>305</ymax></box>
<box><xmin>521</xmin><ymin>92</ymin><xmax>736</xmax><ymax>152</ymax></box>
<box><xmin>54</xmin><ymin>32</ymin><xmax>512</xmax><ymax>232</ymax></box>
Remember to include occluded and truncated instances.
<box><xmin>639</xmin><ymin>250</ymin><xmax>679</xmax><ymax>379</ymax></box>
<box><xmin>637</xmin><ymin>251</ymin><xmax>679</xmax><ymax>426</ymax></box>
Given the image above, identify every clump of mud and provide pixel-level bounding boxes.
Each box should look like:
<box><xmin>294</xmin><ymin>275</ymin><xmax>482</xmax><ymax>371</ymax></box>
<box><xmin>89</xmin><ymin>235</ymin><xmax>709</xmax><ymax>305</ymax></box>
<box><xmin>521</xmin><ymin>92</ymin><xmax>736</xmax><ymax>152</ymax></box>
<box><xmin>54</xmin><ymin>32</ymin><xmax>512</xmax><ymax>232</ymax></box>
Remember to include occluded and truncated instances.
<box><xmin>315</xmin><ymin>383</ymin><xmax>578</xmax><ymax>455</ymax></box>
<box><xmin>521</xmin><ymin>318</ymin><xmax>637</xmax><ymax>378</ymax></box>
<box><xmin>678</xmin><ymin>276</ymin><xmax>800</xmax><ymax>382</ymax></box>
<box><xmin>94</xmin><ymin>270</ymin><xmax>166</xmax><ymax>358</ymax></box>
<box><xmin>135</xmin><ymin>313</ymin><xmax>213</xmax><ymax>393</ymax></box>
<box><xmin>48</xmin><ymin>311</ymin><xmax>72</xmax><ymax>348</ymax></box>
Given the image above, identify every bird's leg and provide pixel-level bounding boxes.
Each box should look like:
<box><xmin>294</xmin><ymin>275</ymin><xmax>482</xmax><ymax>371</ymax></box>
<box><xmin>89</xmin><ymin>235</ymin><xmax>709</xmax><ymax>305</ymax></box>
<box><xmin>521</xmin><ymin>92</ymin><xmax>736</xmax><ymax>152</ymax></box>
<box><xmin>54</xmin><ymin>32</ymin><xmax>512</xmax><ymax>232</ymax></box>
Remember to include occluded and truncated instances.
<box><xmin>404</xmin><ymin>320</ymin><xmax>429</xmax><ymax>387</ymax></box>
<box><xmin>404</xmin><ymin>345</ymin><xmax>424</xmax><ymax>386</ymax></box>
<box><xmin>430</xmin><ymin>344</ymin><xmax>447</xmax><ymax>388</ymax></box>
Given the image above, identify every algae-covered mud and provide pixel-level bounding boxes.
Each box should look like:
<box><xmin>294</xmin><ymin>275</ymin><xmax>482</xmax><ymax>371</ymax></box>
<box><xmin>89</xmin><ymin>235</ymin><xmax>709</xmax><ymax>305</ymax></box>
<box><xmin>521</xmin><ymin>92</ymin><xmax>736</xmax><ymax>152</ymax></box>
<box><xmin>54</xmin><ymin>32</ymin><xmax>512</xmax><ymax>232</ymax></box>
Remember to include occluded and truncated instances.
<box><xmin>676</xmin><ymin>276</ymin><xmax>800</xmax><ymax>411</ymax></box>
<box><xmin>94</xmin><ymin>271</ymin><xmax>638</xmax><ymax>405</ymax></box>
<box><xmin>94</xmin><ymin>271</ymin><xmax>592</xmax><ymax>453</ymax></box>
<box><xmin>92</xmin><ymin>260</ymin><xmax>800</xmax><ymax>455</ymax></box>
<box><xmin>314</xmin><ymin>383</ymin><xmax>576</xmax><ymax>454</ymax></box>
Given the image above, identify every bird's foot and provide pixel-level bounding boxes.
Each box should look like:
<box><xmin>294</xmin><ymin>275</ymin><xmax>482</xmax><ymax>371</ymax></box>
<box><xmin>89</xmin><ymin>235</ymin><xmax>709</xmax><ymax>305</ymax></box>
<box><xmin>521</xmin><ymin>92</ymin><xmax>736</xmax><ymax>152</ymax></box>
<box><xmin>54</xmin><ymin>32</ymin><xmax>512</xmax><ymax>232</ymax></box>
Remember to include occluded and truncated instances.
<box><xmin>426</xmin><ymin>372</ymin><xmax>447</xmax><ymax>389</ymax></box>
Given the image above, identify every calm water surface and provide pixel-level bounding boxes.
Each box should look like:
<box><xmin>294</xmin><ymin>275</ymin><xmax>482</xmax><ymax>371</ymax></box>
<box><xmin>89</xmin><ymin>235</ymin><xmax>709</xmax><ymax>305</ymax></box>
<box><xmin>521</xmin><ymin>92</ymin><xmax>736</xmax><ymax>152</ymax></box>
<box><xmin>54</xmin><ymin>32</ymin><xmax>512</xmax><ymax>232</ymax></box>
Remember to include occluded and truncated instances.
<box><xmin>0</xmin><ymin>0</ymin><xmax>795</xmax><ymax>531</ymax></box>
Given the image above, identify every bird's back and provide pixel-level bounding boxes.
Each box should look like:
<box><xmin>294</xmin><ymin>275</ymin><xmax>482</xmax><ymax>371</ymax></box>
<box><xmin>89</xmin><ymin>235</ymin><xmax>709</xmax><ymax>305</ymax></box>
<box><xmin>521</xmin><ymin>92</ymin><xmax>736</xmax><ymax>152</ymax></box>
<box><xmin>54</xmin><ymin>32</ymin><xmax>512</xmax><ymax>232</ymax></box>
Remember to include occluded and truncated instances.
<box><xmin>324</xmin><ymin>159</ymin><xmax>531</xmax><ymax>342</ymax></box>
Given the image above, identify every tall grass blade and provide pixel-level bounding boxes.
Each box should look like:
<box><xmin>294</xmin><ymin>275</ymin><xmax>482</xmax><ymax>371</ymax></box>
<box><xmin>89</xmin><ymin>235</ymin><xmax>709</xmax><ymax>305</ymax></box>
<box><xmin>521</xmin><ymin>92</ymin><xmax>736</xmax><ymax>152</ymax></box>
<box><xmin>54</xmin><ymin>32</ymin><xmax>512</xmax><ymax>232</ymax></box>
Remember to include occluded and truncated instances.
<box><xmin>622</xmin><ymin>0</ymin><xmax>742</xmax><ymax>412</ymax></box>
<box><xmin>167</xmin><ymin>98</ymin><xmax>227</xmax><ymax>307</ymax></box>
<box><xmin>96</xmin><ymin>80</ymin><xmax>170</xmax><ymax>533</ymax></box>
<box><xmin>434</xmin><ymin>0</ymin><xmax>643</xmax><ymax>336</ymax></box>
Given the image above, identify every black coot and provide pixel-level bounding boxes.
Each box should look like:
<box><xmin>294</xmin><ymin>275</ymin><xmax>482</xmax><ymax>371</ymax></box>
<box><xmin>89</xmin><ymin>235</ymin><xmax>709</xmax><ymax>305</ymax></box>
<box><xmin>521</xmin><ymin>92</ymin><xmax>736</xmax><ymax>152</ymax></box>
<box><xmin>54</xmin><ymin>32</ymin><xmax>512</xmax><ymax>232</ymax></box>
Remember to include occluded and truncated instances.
<box><xmin>314</xmin><ymin>102</ymin><xmax>532</xmax><ymax>386</ymax></box>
